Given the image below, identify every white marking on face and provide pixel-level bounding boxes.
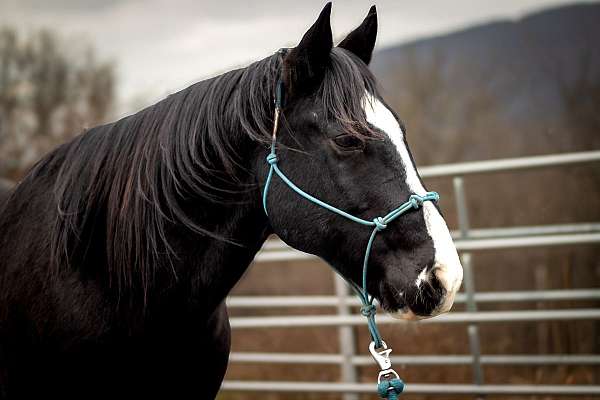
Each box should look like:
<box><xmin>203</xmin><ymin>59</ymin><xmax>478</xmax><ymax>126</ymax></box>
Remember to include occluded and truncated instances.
<box><xmin>415</xmin><ymin>266</ymin><xmax>428</xmax><ymax>289</ymax></box>
<box><xmin>362</xmin><ymin>92</ymin><xmax>463</xmax><ymax>316</ymax></box>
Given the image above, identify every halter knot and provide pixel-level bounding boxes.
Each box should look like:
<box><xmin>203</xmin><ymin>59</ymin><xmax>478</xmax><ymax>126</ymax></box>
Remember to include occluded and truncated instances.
<box><xmin>373</xmin><ymin>217</ymin><xmax>387</xmax><ymax>231</ymax></box>
<box><xmin>266</xmin><ymin>153</ymin><xmax>278</xmax><ymax>165</ymax></box>
<box><xmin>361</xmin><ymin>304</ymin><xmax>377</xmax><ymax>318</ymax></box>
<box><xmin>408</xmin><ymin>195</ymin><xmax>422</xmax><ymax>209</ymax></box>
<box><xmin>377</xmin><ymin>378</ymin><xmax>405</xmax><ymax>399</ymax></box>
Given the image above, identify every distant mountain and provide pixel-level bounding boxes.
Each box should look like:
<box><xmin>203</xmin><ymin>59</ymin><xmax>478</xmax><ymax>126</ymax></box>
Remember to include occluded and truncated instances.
<box><xmin>370</xmin><ymin>3</ymin><xmax>600</xmax><ymax>163</ymax></box>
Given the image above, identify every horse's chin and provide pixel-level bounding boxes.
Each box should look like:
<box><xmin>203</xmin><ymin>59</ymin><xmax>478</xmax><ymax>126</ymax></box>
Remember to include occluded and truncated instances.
<box><xmin>388</xmin><ymin>307</ymin><xmax>437</xmax><ymax>321</ymax></box>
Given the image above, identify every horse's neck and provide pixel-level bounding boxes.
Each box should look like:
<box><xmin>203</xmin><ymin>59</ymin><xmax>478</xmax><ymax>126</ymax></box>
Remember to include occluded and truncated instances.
<box><xmin>181</xmin><ymin>199</ymin><xmax>271</xmax><ymax>312</ymax></box>
<box><xmin>162</xmin><ymin>140</ymin><xmax>271</xmax><ymax>314</ymax></box>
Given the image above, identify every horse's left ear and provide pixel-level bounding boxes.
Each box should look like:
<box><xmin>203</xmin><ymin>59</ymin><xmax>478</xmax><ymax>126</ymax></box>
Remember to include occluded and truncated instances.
<box><xmin>338</xmin><ymin>5</ymin><xmax>378</xmax><ymax>65</ymax></box>
<box><xmin>284</xmin><ymin>2</ymin><xmax>333</xmax><ymax>95</ymax></box>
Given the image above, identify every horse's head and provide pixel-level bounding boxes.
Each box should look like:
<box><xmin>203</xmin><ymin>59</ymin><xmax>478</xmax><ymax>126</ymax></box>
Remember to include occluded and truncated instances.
<box><xmin>260</xmin><ymin>4</ymin><xmax>462</xmax><ymax>320</ymax></box>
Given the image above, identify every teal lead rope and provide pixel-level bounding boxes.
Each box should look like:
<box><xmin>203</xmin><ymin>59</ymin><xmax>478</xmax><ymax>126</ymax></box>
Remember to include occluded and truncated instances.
<box><xmin>263</xmin><ymin>58</ymin><xmax>439</xmax><ymax>398</ymax></box>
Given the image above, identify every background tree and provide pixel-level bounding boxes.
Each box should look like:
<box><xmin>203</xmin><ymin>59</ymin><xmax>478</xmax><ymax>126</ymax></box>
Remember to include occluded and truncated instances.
<box><xmin>0</xmin><ymin>28</ymin><xmax>115</xmax><ymax>179</ymax></box>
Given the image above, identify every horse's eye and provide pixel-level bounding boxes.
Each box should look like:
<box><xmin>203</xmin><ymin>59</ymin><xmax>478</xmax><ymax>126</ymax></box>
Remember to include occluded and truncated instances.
<box><xmin>332</xmin><ymin>134</ymin><xmax>364</xmax><ymax>150</ymax></box>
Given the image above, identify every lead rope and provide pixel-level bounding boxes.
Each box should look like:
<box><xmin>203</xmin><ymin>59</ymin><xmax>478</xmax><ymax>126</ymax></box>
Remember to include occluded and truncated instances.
<box><xmin>263</xmin><ymin>50</ymin><xmax>440</xmax><ymax>398</ymax></box>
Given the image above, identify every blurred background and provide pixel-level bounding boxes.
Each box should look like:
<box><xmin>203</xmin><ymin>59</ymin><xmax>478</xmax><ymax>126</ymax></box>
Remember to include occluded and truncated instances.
<box><xmin>1</xmin><ymin>0</ymin><xmax>599</xmax><ymax>399</ymax></box>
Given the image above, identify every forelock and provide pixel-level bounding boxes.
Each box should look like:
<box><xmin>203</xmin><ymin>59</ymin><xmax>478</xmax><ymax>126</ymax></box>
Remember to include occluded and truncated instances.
<box><xmin>318</xmin><ymin>47</ymin><xmax>381</xmax><ymax>138</ymax></box>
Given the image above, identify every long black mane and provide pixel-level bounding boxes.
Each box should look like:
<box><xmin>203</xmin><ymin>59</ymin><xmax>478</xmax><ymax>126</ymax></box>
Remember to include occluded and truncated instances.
<box><xmin>0</xmin><ymin>179</ymin><xmax>12</xmax><ymax>209</ymax></box>
<box><xmin>32</xmin><ymin>48</ymin><xmax>377</xmax><ymax>297</ymax></box>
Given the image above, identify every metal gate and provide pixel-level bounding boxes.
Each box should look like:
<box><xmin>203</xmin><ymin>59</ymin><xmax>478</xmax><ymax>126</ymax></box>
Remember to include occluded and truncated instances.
<box><xmin>223</xmin><ymin>150</ymin><xmax>600</xmax><ymax>396</ymax></box>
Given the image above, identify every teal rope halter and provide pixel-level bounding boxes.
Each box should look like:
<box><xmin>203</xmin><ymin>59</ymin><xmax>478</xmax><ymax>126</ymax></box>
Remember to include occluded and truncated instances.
<box><xmin>262</xmin><ymin>51</ymin><xmax>439</xmax><ymax>397</ymax></box>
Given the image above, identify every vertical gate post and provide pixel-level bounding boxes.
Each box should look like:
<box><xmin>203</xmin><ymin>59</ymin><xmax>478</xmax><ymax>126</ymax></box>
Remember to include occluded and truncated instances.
<box><xmin>334</xmin><ymin>274</ymin><xmax>359</xmax><ymax>400</ymax></box>
<box><xmin>454</xmin><ymin>177</ymin><xmax>485</xmax><ymax>399</ymax></box>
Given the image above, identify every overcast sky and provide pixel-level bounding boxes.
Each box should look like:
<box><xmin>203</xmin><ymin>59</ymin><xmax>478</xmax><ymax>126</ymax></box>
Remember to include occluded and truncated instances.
<box><xmin>1</xmin><ymin>0</ymin><xmax>594</xmax><ymax>114</ymax></box>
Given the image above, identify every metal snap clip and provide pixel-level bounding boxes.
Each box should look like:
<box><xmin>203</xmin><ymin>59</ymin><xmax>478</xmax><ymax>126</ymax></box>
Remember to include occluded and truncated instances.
<box><xmin>369</xmin><ymin>341</ymin><xmax>402</xmax><ymax>385</ymax></box>
<box><xmin>369</xmin><ymin>340</ymin><xmax>393</xmax><ymax>370</ymax></box>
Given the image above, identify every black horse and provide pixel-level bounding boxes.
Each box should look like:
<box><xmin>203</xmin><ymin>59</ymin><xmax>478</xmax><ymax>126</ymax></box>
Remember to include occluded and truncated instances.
<box><xmin>0</xmin><ymin>4</ymin><xmax>462</xmax><ymax>399</ymax></box>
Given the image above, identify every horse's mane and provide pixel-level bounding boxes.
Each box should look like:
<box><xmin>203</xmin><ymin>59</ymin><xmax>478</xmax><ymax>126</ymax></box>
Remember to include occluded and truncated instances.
<box><xmin>0</xmin><ymin>178</ymin><xmax>13</xmax><ymax>210</ymax></box>
<box><xmin>40</xmin><ymin>48</ymin><xmax>377</xmax><ymax>297</ymax></box>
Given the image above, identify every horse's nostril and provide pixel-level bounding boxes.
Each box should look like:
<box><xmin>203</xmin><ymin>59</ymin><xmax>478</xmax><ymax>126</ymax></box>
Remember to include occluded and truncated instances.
<box><xmin>432</xmin><ymin>264</ymin><xmax>463</xmax><ymax>313</ymax></box>
<box><xmin>432</xmin><ymin>260</ymin><xmax>464</xmax><ymax>295</ymax></box>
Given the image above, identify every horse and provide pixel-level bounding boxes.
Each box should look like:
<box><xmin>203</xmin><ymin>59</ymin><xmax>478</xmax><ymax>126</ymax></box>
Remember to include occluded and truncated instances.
<box><xmin>0</xmin><ymin>4</ymin><xmax>462</xmax><ymax>399</ymax></box>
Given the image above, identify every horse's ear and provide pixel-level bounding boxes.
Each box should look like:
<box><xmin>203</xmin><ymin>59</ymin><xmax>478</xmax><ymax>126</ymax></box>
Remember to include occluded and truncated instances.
<box><xmin>338</xmin><ymin>5</ymin><xmax>377</xmax><ymax>65</ymax></box>
<box><xmin>284</xmin><ymin>2</ymin><xmax>333</xmax><ymax>95</ymax></box>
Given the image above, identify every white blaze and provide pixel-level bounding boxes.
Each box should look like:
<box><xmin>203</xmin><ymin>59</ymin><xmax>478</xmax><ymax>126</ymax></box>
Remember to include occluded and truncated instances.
<box><xmin>362</xmin><ymin>93</ymin><xmax>463</xmax><ymax>316</ymax></box>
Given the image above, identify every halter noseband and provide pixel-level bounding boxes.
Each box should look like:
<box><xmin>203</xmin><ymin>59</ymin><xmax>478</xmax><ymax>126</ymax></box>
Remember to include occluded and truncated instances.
<box><xmin>261</xmin><ymin>49</ymin><xmax>440</xmax><ymax>397</ymax></box>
